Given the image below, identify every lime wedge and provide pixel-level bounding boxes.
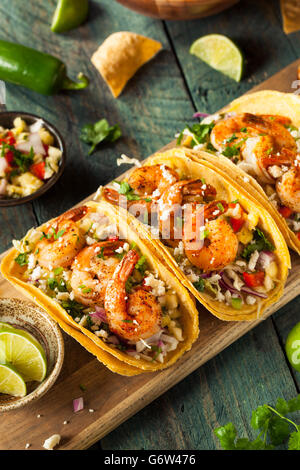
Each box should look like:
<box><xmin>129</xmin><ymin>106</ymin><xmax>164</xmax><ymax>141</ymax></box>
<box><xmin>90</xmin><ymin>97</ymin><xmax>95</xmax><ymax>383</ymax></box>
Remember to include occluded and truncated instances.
<box><xmin>51</xmin><ymin>0</ymin><xmax>89</xmax><ymax>33</ymax></box>
<box><xmin>190</xmin><ymin>34</ymin><xmax>243</xmax><ymax>82</ymax></box>
<box><xmin>0</xmin><ymin>327</ymin><xmax>47</xmax><ymax>382</ymax></box>
<box><xmin>0</xmin><ymin>363</ymin><xmax>27</xmax><ymax>397</ymax></box>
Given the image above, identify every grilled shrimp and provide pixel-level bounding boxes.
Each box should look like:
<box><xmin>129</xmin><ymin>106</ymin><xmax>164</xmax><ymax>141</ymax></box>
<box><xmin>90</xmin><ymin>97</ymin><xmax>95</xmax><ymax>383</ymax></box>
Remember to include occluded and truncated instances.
<box><xmin>104</xmin><ymin>250</ymin><xmax>162</xmax><ymax>341</ymax></box>
<box><xmin>35</xmin><ymin>206</ymin><xmax>88</xmax><ymax>270</ymax></box>
<box><xmin>158</xmin><ymin>179</ymin><xmax>217</xmax><ymax>246</ymax></box>
<box><xmin>276</xmin><ymin>165</ymin><xmax>300</xmax><ymax>213</ymax></box>
<box><xmin>70</xmin><ymin>240</ymin><xmax>125</xmax><ymax>306</ymax></box>
<box><xmin>103</xmin><ymin>187</ymin><xmax>156</xmax><ymax>224</ymax></box>
<box><xmin>183</xmin><ymin>200</ymin><xmax>238</xmax><ymax>271</ymax></box>
<box><xmin>210</xmin><ymin>113</ymin><xmax>297</xmax><ymax>154</ymax></box>
<box><xmin>127</xmin><ymin>164</ymin><xmax>179</xmax><ymax>198</ymax></box>
<box><xmin>242</xmin><ymin>136</ymin><xmax>295</xmax><ymax>184</ymax></box>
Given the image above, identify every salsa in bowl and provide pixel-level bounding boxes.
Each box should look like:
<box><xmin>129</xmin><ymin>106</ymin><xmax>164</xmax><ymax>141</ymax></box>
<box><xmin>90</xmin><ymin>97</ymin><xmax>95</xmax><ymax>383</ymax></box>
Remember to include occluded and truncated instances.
<box><xmin>0</xmin><ymin>111</ymin><xmax>66</xmax><ymax>207</ymax></box>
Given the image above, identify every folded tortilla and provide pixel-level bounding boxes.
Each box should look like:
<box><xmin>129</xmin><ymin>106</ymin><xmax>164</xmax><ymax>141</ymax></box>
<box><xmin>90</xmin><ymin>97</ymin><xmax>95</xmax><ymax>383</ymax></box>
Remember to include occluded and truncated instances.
<box><xmin>188</xmin><ymin>90</ymin><xmax>300</xmax><ymax>255</ymax></box>
<box><xmin>109</xmin><ymin>148</ymin><xmax>290</xmax><ymax>321</ymax></box>
<box><xmin>1</xmin><ymin>200</ymin><xmax>199</xmax><ymax>375</ymax></box>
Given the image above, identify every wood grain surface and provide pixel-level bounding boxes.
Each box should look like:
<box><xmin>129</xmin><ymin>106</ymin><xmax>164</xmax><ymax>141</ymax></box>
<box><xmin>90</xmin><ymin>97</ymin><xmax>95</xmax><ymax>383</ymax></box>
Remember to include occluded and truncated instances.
<box><xmin>0</xmin><ymin>0</ymin><xmax>299</xmax><ymax>451</ymax></box>
<box><xmin>0</xmin><ymin>58</ymin><xmax>300</xmax><ymax>450</ymax></box>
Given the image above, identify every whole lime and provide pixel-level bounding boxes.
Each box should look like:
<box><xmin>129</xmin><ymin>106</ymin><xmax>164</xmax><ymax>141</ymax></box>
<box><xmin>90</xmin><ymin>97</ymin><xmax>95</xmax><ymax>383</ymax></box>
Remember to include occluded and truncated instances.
<box><xmin>285</xmin><ymin>322</ymin><xmax>300</xmax><ymax>372</ymax></box>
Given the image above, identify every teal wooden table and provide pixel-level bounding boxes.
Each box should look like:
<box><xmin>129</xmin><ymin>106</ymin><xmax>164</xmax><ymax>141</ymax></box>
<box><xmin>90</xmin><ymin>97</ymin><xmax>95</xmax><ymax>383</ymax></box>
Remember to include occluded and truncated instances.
<box><xmin>0</xmin><ymin>0</ymin><xmax>299</xmax><ymax>450</ymax></box>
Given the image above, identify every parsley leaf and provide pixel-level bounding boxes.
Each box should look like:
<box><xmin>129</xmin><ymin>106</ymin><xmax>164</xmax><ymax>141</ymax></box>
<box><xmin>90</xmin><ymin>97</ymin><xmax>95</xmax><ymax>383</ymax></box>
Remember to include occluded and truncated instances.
<box><xmin>80</xmin><ymin>119</ymin><xmax>121</xmax><ymax>155</ymax></box>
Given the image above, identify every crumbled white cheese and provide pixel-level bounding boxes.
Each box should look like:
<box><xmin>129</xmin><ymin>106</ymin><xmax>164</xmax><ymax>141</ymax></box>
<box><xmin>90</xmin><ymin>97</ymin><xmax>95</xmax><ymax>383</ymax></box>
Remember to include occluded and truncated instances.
<box><xmin>27</xmin><ymin>253</ymin><xmax>36</xmax><ymax>270</ymax></box>
<box><xmin>31</xmin><ymin>266</ymin><xmax>42</xmax><ymax>281</ymax></box>
<box><xmin>248</xmin><ymin>250</ymin><xmax>259</xmax><ymax>271</ymax></box>
<box><xmin>226</xmin><ymin>269</ymin><xmax>244</xmax><ymax>291</ymax></box>
<box><xmin>246</xmin><ymin>295</ymin><xmax>257</xmax><ymax>305</ymax></box>
<box><xmin>43</xmin><ymin>434</ymin><xmax>61</xmax><ymax>450</ymax></box>
<box><xmin>143</xmin><ymin>273</ymin><xmax>166</xmax><ymax>297</ymax></box>
<box><xmin>174</xmin><ymin>241</ymin><xmax>184</xmax><ymax>257</ymax></box>
<box><xmin>116</xmin><ymin>153</ymin><xmax>142</xmax><ymax>167</ymax></box>
<box><xmin>95</xmin><ymin>329</ymin><xmax>108</xmax><ymax>338</ymax></box>
<box><xmin>268</xmin><ymin>165</ymin><xmax>283</xmax><ymax>179</ymax></box>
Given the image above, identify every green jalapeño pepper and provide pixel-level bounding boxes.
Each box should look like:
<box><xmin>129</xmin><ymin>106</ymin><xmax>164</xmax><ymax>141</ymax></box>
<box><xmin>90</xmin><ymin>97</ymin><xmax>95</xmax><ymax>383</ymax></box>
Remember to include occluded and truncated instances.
<box><xmin>0</xmin><ymin>40</ymin><xmax>89</xmax><ymax>95</ymax></box>
<box><xmin>51</xmin><ymin>0</ymin><xmax>89</xmax><ymax>33</ymax></box>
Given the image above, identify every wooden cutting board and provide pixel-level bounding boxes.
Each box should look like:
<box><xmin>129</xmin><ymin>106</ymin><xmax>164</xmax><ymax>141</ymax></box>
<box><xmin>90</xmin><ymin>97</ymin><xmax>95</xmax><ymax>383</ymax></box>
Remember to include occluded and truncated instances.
<box><xmin>0</xmin><ymin>60</ymin><xmax>300</xmax><ymax>451</ymax></box>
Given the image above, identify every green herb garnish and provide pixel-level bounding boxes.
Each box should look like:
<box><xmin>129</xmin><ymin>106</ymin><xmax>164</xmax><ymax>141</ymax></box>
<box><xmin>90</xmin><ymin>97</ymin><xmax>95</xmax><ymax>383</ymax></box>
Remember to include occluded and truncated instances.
<box><xmin>135</xmin><ymin>255</ymin><xmax>147</xmax><ymax>275</ymax></box>
<box><xmin>118</xmin><ymin>181</ymin><xmax>140</xmax><ymax>201</ymax></box>
<box><xmin>193</xmin><ymin>279</ymin><xmax>205</xmax><ymax>292</ymax></box>
<box><xmin>14</xmin><ymin>253</ymin><xmax>29</xmax><ymax>266</ymax></box>
<box><xmin>80</xmin><ymin>118</ymin><xmax>121</xmax><ymax>155</ymax></box>
<box><xmin>242</xmin><ymin>228</ymin><xmax>275</xmax><ymax>260</ymax></box>
<box><xmin>214</xmin><ymin>394</ymin><xmax>300</xmax><ymax>450</ymax></box>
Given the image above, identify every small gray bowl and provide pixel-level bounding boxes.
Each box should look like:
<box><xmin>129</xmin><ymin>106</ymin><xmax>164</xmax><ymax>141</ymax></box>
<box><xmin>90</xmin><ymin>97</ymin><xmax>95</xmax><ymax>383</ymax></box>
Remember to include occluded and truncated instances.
<box><xmin>0</xmin><ymin>111</ymin><xmax>66</xmax><ymax>207</ymax></box>
<box><xmin>0</xmin><ymin>298</ymin><xmax>64</xmax><ymax>412</ymax></box>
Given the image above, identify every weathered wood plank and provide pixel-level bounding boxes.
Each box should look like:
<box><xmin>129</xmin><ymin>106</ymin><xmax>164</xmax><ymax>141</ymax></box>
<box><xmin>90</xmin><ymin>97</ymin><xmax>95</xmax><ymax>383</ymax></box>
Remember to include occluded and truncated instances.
<box><xmin>101</xmin><ymin>317</ymin><xmax>299</xmax><ymax>450</ymax></box>
<box><xmin>1</xmin><ymin>0</ymin><xmax>195</xmax><ymax>226</ymax></box>
<box><xmin>165</xmin><ymin>0</ymin><xmax>300</xmax><ymax>114</ymax></box>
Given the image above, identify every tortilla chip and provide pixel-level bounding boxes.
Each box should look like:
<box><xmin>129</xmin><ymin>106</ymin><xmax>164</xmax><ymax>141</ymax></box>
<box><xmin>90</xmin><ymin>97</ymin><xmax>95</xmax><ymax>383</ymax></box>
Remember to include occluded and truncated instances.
<box><xmin>280</xmin><ymin>0</ymin><xmax>300</xmax><ymax>34</ymax></box>
<box><xmin>91</xmin><ymin>32</ymin><xmax>162</xmax><ymax>98</ymax></box>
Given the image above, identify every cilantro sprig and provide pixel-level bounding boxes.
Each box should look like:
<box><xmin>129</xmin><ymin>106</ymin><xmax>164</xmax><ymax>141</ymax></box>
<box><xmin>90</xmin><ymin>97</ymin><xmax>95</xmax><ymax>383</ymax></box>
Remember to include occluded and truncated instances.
<box><xmin>214</xmin><ymin>394</ymin><xmax>300</xmax><ymax>450</ymax></box>
<box><xmin>177</xmin><ymin>122</ymin><xmax>215</xmax><ymax>148</ymax></box>
<box><xmin>242</xmin><ymin>228</ymin><xmax>275</xmax><ymax>260</ymax></box>
<box><xmin>1</xmin><ymin>143</ymin><xmax>34</xmax><ymax>172</ymax></box>
<box><xmin>80</xmin><ymin>118</ymin><xmax>121</xmax><ymax>155</ymax></box>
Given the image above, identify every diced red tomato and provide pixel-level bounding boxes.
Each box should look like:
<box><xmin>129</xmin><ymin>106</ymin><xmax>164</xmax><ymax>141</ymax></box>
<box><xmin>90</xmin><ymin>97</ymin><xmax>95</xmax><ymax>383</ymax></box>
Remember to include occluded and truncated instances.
<box><xmin>242</xmin><ymin>271</ymin><xmax>265</xmax><ymax>288</ymax></box>
<box><xmin>30</xmin><ymin>161</ymin><xmax>45</xmax><ymax>180</ymax></box>
<box><xmin>229</xmin><ymin>202</ymin><xmax>237</xmax><ymax>209</ymax></box>
<box><xmin>278</xmin><ymin>206</ymin><xmax>293</xmax><ymax>219</ymax></box>
<box><xmin>108</xmin><ymin>235</ymin><xmax>119</xmax><ymax>241</ymax></box>
<box><xmin>230</xmin><ymin>217</ymin><xmax>244</xmax><ymax>232</ymax></box>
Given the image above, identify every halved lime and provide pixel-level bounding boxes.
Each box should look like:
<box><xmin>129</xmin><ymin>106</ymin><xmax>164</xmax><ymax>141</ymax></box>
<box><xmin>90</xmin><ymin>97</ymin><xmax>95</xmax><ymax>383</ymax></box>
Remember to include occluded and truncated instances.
<box><xmin>51</xmin><ymin>0</ymin><xmax>89</xmax><ymax>33</ymax></box>
<box><xmin>190</xmin><ymin>34</ymin><xmax>243</xmax><ymax>82</ymax></box>
<box><xmin>285</xmin><ymin>322</ymin><xmax>300</xmax><ymax>372</ymax></box>
<box><xmin>0</xmin><ymin>363</ymin><xmax>27</xmax><ymax>397</ymax></box>
<box><xmin>0</xmin><ymin>327</ymin><xmax>47</xmax><ymax>382</ymax></box>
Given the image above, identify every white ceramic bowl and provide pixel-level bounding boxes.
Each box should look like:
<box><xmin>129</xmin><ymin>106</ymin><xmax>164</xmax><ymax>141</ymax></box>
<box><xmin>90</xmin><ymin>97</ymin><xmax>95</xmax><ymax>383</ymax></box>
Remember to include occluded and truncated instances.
<box><xmin>0</xmin><ymin>298</ymin><xmax>64</xmax><ymax>412</ymax></box>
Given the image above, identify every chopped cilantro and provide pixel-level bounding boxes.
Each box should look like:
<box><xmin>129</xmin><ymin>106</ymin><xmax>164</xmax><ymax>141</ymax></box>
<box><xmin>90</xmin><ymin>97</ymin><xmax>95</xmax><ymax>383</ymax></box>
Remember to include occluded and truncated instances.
<box><xmin>217</xmin><ymin>202</ymin><xmax>225</xmax><ymax>212</ymax></box>
<box><xmin>118</xmin><ymin>181</ymin><xmax>140</xmax><ymax>201</ymax></box>
<box><xmin>14</xmin><ymin>253</ymin><xmax>28</xmax><ymax>266</ymax></box>
<box><xmin>242</xmin><ymin>228</ymin><xmax>275</xmax><ymax>260</ymax></box>
<box><xmin>226</xmin><ymin>133</ymin><xmax>238</xmax><ymax>143</ymax></box>
<box><xmin>193</xmin><ymin>279</ymin><xmax>205</xmax><ymax>292</ymax></box>
<box><xmin>135</xmin><ymin>255</ymin><xmax>147</xmax><ymax>275</ymax></box>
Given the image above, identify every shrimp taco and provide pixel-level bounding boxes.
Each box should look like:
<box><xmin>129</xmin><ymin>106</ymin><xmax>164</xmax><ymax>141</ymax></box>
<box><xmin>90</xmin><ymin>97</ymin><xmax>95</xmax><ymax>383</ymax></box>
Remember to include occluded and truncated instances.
<box><xmin>102</xmin><ymin>148</ymin><xmax>290</xmax><ymax>321</ymax></box>
<box><xmin>177</xmin><ymin>90</ymin><xmax>300</xmax><ymax>255</ymax></box>
<box><xmin>0</xmin><ymin>201</ymin><xmax>199</xmax><ymax>375</ymax></box>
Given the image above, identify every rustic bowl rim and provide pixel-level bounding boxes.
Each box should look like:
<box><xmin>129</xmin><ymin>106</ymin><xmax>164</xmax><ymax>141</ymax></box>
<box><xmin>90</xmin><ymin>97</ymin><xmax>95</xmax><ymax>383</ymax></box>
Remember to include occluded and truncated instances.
<box><xmin>0</xmin><ymin>111</ymin><xmax>66</xmax><ymax>207</ymax></box>
<box><xmin>0</xmin><ymin>298</ymin><xmax>64</xmax><ymax>412</ymax></box>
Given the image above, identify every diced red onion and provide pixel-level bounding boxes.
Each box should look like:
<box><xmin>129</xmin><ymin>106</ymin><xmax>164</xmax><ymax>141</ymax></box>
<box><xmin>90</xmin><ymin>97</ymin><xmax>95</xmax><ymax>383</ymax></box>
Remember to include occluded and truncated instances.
<box><xmin>257</xmin><ymin>251</ymin><xmax>275</xmax><ymax>270</ymax></box>
<box><xmin>0</xmin><ymin>178</ymin><xmax>7</xmax><ymax>195</ymax></box>
<box><xmin>16</xmin><ymin>132</ymin><xmax>46</xmax><ymax>155</ymax></box>
<box><xmin>219</xmin><ymin>272</ymin><xmax>267</xmax><ymax>299</ymax></box>
<box><xmin>126</xmin><ymin>350</ymin><xmax>138</xmax><ymax>357</ymax></box>
<box><xmin>107</xmin><ymin>335</ymin><xmax>120</xmax><ymax>345</ymax></box>
<box><xmin>193</xmin><ymin>112</ymin><xmax>210</xmax><ymax>119</ymax></box>
<box><xmin>0</xmin><ymin>158</ymin><xmax>8</xmax><ymax>175</ymax></box>
<box><xmin>29</xmin><ymin>119</ymin><xmax>44</xmax><ymax>133</ymax></box>
<box><xmin>73</xmin><ymin>397</ymin><xmax>84</xmax><ymax>412</ymax></box>
<box><xmin>90</xmin><ymin>306</ymin><xmax>107</xmax><ymax>323</ymax></box>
